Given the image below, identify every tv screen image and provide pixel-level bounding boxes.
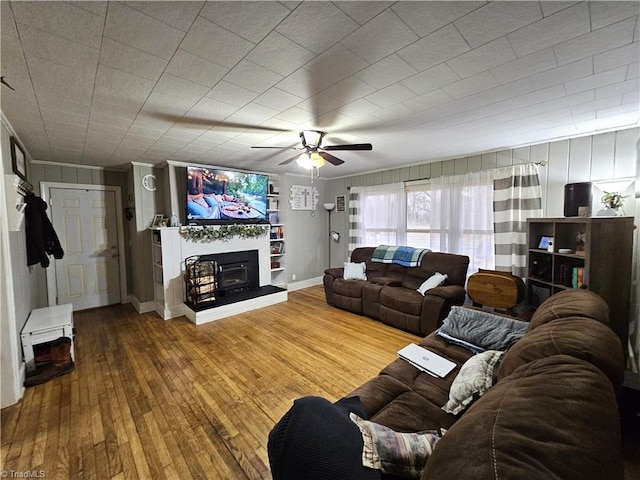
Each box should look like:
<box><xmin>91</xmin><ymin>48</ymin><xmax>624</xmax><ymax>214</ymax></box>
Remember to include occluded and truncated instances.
<box><xmin>186</xmin><ymin>167</ymin><xmax>269</xmax><ymax>224</ymax></box>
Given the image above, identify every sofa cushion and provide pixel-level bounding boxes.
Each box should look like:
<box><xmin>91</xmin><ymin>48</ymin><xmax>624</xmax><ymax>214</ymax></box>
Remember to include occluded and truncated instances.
<box><xmin>379</xmin><ymin>287</ymin><xmax>423</xmax><ymax>316</ymax></box>
<box><xmin>528</xmin><ymin>288</ymin><xmax>609</xmax><ymax>330</ymax></box>
<box><xmin>333</xmin><ymin>278</ymin><xmax>366</xmax><ymax>297</ymax></box>
<box><xmin>350</xmin><ymin>413</ymin><xmax>441</xmax><ymax>477</ymax></box>
<box><xmin>441</xmin><ymin>350</ymin><xmax>504</xmax><ymax>415</ymax></box>
<box><xmin>417</xmin><ymin>273</ymin><xmax>447</xmax><ymax>295</ymax></box>
<box><xmin>344</xmin><ymin>261</ymin><xmax>367</xmax><ymax>280</ymax></box>
<box><xmin>497</xmin><ymin>316</ymin><xmax>624</xmax><ymax>389</ymax></box>
<box><xmin>424</xmin><ymin>356</ymin><xmax>623</xmax><ymax>480</ymax></box>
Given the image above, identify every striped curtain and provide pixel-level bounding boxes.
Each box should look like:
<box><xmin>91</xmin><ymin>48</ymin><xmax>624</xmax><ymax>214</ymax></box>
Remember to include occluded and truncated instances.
<box><xmin>348</xmin><ymin>188</ymin><xmax>360</xmax><ymax>257</ymax></box>
<box><xmin>493</xmin><ymin>164</ymin><xmax>543</xmax><ymax>277</ymax></box>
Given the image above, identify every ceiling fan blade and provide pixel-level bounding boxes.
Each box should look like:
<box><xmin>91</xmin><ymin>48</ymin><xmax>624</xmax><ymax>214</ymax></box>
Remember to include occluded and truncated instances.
<box><xmin>279</xmin><ymin>154</ymin><xmax>302</xmax><ymax>165</ymax></box>
<box><xmin>251</xmin><ymin>146</ymin><xmax>299</xmax><ymax>150</ymax></box>
<box><xmin>146</xmin><ymin>112</ymin><xmax>291</xmax><ymax>132</ymax></box>
<box><xmin>322</xmin><ymin>143</ymin><xmax>373</xmax><ymax>151</ymax></box>
<box><xmin>319</xmin><ymin>152</ymin><xmax>345</xmax><ymax>166</ymax></box>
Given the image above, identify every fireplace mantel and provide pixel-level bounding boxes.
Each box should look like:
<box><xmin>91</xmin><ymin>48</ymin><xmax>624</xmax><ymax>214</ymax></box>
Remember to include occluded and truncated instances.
<box><xmin>151</xmin><ymin>227</ymin><xmax>286</xmax><ymax>322</ymax></box>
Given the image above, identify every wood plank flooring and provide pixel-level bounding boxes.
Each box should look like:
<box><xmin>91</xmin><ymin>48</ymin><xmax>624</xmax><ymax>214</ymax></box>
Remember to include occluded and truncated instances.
<box><xmin>1</xmin><ymin>286</ymin><xmax>420</xmax><ymax>479</ymax></box>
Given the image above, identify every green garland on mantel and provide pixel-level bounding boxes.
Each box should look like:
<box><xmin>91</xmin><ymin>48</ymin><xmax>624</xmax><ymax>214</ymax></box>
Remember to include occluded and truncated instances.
<box><xmin>179</xmin><ymin>224</ymin><xmax>269</xmax><ymax>242</ymax></box>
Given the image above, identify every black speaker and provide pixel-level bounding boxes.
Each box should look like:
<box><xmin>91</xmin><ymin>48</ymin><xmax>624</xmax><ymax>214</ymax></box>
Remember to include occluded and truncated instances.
<box><xmin>564</xmin><ymin>182</ymin><xmax>592</xmax><ymax>217</ymax></box>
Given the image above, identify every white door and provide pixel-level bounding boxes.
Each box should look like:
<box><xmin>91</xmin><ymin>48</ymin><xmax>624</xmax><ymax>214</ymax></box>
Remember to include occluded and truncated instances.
<box><xmin>50</xmin><ymin>187</ymin><xmax>121</xmax><ymax>310</ymax></box>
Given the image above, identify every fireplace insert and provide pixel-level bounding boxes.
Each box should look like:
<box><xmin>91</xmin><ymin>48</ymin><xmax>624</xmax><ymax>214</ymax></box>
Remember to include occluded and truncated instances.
<box><xmin>217</xmin><ymin>262</ymin><xmax>250</xmax><ymax>295</ymax></box>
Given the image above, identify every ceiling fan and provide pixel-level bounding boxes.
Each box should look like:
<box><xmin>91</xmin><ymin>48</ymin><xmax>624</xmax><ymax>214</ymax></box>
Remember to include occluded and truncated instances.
<box><xmin>251</xmin><ymin>130</ymin><xmax>373</xmax><ymax>169</ymax></box>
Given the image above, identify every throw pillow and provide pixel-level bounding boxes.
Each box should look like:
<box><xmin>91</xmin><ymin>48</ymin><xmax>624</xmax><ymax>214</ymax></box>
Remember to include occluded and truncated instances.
<box><xmin>344</xmin><ymin>262</ymin><xmax>367</xmax><ymax>280</ymax></box>
<box><xmin>441</xmin><ymin>350</ymin><xmax>504</xmax><ymax>415</ymax></box>
<box><xmin>417</xmin><ymin>272</ymin><xmax>448</xmax><ymax>295</ymax></box>
<box><xmin>349</xmin><ymin>413</ymin><xmax>442</xmax><ymax>478</ymax></box>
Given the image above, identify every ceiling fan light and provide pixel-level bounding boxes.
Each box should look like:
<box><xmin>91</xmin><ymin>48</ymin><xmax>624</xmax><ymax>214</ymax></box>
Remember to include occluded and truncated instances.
<box><xmin>296</xmin><ymin>153</ymin><xmax>313</xmax><ymax>169</ymax></box>
<box><xmin>310</xmin><ymin>151</ymin><xmax>325</xmax><ymax>168</ymax></box>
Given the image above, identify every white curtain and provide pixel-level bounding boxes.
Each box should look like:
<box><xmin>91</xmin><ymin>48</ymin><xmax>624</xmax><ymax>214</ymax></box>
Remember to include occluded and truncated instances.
<box><xmin>349</xmin><ymin>183</ymin><xmax>405</xmax><ymax>253</ymax></box>
<box><xmin>429</xmin><ymin>170</ymin><xmax>495</xmax><ymax>276</ymax></box>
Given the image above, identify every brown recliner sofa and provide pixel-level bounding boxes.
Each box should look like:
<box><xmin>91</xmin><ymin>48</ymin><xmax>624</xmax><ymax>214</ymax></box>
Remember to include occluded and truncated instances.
<box><xmin>323</xmin><ymin>247</ymin><xmax>470</xmax><ymax>336</ymax></box>
<box><xmin>349</xmin><ymin>288</ymin><xmax>624</xmax><ymax>479</ymax></box>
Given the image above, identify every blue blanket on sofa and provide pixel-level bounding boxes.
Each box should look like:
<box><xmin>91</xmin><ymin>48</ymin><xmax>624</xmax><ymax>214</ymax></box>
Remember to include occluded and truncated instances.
<box><xmin>371</xmin><ymin>245</ymin><xmax>431</xmax><ymax>267</ymax></box>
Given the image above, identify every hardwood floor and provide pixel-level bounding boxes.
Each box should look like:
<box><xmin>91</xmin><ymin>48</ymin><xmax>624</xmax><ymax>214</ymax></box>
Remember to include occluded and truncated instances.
<box><xmin>1</xmin><ymin>286</ymin><xmax>420</xmax><ymax>479</ymax></box>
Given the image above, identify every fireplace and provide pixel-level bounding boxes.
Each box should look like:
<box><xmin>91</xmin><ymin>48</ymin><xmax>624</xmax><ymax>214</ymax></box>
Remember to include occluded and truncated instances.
<box><xmin>184</xmin><ymin>250</ymin><xmax>260</xmax><ymax>310</ymax></box>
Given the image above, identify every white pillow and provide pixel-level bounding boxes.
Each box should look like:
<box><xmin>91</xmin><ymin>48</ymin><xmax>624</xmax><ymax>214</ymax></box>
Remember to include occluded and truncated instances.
<box><xmin>343</xmin><ymin>262</ymin><xmax>367</xmax><ymax>280</ymax></box>
<box><xmin>441</xmin><ymin>350</ymin><xmax>504</xmax><ymax>415</ymax></box>
<box><xmin>417</xmin><ymin>272</ymin><xmax>447</xmax><ymax>295</ymax></box>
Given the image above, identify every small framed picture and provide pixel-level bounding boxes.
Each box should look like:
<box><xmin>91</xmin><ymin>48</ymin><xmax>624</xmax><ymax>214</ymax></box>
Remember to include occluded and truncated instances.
<box><xmin>152</xmin><ymin>214</ymin><xmax>165</xmax><ymax>227</ymax></box>
<box><xmin>10</xmin><ymin>136</ymin><xmax>27</xmax><ymax>181</ymax></box>
<box><xmin>336</xmin><ymin>195</ymin><xmax>346</xmax><ymax>212</ymax></box>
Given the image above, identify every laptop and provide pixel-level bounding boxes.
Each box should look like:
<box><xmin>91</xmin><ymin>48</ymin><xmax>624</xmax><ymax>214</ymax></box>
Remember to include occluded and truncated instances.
<box><xmin>397</xmin><ymin>344</ymin><xmax>456</xmax><ymax>378</ymax></box>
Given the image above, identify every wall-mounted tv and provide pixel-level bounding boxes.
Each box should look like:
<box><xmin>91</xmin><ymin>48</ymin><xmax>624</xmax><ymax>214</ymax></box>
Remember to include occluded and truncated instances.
<box><xmin>186</xmin><ymin>166</ymin><xmax>269</xmax><ymax>225</ymax></box>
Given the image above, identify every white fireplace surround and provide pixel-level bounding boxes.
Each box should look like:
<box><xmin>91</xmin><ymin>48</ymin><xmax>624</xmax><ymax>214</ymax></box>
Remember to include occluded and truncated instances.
<box><xmin>152</xmin><ymin>227</ymin><xmax>287</xmax><ymax>324</ymax></box>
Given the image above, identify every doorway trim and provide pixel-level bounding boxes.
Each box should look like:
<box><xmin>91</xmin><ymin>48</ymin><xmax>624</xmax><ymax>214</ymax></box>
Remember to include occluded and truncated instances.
<box><xmin>41</xmin><ymin>182</ymin><xmax>128</xmax><ymax>308</ymax></box>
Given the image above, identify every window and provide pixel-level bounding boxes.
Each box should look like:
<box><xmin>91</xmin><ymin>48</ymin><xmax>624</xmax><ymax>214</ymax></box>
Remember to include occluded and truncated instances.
<box><xmin>350</xmin><ymin>184</ymin><xmax>405</xmax><ymax>250</ymax></box>
<box><xmin>406</xmin><ymin>173</ymin><xmax>495</xmax><ymax>275</ymax></box>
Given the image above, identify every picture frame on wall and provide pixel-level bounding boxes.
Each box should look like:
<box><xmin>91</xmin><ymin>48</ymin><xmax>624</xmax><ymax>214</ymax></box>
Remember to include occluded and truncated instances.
<box><xmin>10</xmin><ymin>136</ymin><xmax>27</xmax><ymax>181</ymax></box>
<box><xmin>336</xmin><ymin>195</ymin><xmax>346</xmax><ymax>212</ymax></box>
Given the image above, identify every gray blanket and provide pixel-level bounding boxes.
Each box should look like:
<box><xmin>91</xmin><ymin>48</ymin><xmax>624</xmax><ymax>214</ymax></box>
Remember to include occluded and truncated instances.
<box><xmin>437</xmin><ymin>306</ymin><xmax>529</xmax><ymax>353</ymax></box>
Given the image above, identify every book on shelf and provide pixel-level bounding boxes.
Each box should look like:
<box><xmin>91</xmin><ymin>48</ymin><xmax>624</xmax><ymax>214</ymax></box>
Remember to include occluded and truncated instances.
<box><xmin>269</xmin><ymin>212</ymin><xmax>280</xmax><ymax>224</ymax></box>
<box><xmin>270</xmin><ymin>226</ymin><xmax>284</xmax><ymax>239</ymax></box>
<box><xmin>571</xmin><ymin>267</ymin><xmax>584</xmax><ymax>288</ymax></box>
<box><xmin>268</xmin><ymin>198</ymin><xmax>279</xmax><ymax>210</ymax></box>
<box><xmin>271</xmin><ymin>241</ymin><xmax>284</xmax><ymax>255</ymax></box>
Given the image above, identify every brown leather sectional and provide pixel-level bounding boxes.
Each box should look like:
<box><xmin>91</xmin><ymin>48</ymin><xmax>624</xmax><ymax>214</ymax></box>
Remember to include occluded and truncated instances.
<box><xmin>323</xmin><ymin>247</ymin><xmax>470</xmax><ymax>336</ymax></box>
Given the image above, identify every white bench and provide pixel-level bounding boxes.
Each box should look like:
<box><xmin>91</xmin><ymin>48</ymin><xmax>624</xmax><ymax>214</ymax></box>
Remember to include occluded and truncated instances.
<box><xmin>21</xmin><ymin>304</ymin><xmax>74</xmax><ymax>372</ymax></box>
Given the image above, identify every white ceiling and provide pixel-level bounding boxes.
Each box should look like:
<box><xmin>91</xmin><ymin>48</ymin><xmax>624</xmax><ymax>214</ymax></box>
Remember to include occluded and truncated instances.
<box><xmin>1</xmin><ymin>1</ymin><xmax>638</xmax><ymax>178</ymax></box>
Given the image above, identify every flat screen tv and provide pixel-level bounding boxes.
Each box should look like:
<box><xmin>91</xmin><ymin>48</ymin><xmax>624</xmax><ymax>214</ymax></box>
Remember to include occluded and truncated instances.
<box><xmin>186</xmin><ymin>166</ymin><xmax>269</xmax><ymax>225</ymax></box>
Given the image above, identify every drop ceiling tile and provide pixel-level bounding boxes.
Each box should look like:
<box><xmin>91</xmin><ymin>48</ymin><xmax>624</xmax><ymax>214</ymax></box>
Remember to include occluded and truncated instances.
<box><xmin>627</xmin><ymin>62</ymin><xmax>640</xmax><ymax>80</ymax></box>
<box><xmin>104</xmin><ymin>3</ymin><xmax>184</xmax><ymax>60</ymax></box>
<box><xmin>369</xmin><ymin>102</ymin><xmax>414</xmax><ymax>121</ymax></box>
<box><xmin>365</xmin><ymin>83</ymin><xmax>416</xmax><ymax>108</ymax></box>
<box><xmin>139</xmin><ymin>91</ymin><xmax>196</xmax><ymax>119</ymax></box>
<box><xmin>200</xmin><ymin>1</ymin><xmax>290</xmax><ymax>44</ymax></box>
<box><xmin>19</xmin><ymin>24</ymin><xmax>99</xmax><ymax>73</ymax></box>
<box><xmin>341</xmin><ymin>10</ymin><xmax>418</xmax><ymax>64</ymax></box>
<box><xmin>355</xmin><ymin>54</ymin><xmax>417</xmax><ymax>89</ymax></box>
<box><xmin>398</xmin><ymin>24</ymin><xmax>470</xmax><ymax>72</ymax></box>
<box><xmin>122</xmin><ymin>1</ymin><xmax>203</xmax><ymax>32</ymax></box>
<box><xmin>206</xmin><ymin>81</ymin><xmax>259</xmax><ymax>107</ymax></box>
<box><xmin>223</xmin><ymin>60</ymin><xmax>284</xmax><ymax>94</ymax></box>
<box><xmin>254</xmin><ymin>88</ymin><xmax>303</xmax><ymax>111</ymax></box>
<box><xmin>554</xmin><ymin>17</ymin><xmax>637</xmax><ymax>66</ymax></box>
<box><xmin>40</xmin><ymin>108</ymin><xmax>89</xmax><ymax>128</ymax></box>
<box><xmin>507</xmin><ymin>2</ymin><xmax>590</xmax><ymax>57</ymax></box>
<box><xmin>224</xmin><ymin>103</ymin><xmax>280</xmax><ymax>127</ymax></box>
<box><xmin>564</xmin><ymin>66</ymin><xmax>628</xmax><ymax>95</ymax></box>
<box><xmin>454</xmin><ymin>2</ymin><xmax>542</xmax><ymax>48</ymax></box>
<box><xmin>185</xmin><ymin>98</ymin><xmax>239</xmax><ymax>124</ymax></box>
<box><xmin>165</xmin><ymin>49</ymin><xmax>228</xmax><ymax>87</ymax></box>
<box><xmin>529</xmin><ymin>58</ymin><xmax>593</xmax><ymax>90</ymax></box>
<box><xmin>590</xmin><ymin>1</ymin><xmax>640</xmax><ymax>30</ymax></box>
<box><xmin>334</xmin><ymin>98</ymin><xmax>382</xmax><ymax>119</ymax></box>
<box><xmin>334</xmin><ymin>2</ymin><xmax>394</xmax><ymax>26</ymax></box>
<box><xmin>447</xmin><ymin>37</ymin><xmax>516</xmax><ymax>79</ymax></box>
<box><xmin>539</xmin><ymin>2</ymin><xmax>579</xmax><ymax>18</ymax></box>
<box><xmin>570</xmin><ymin>96</ymin><xmax>621</xmax><ymax>116</ymax></box>
<box><xmin>276</xmin><ymin>69</ymin><xmax>333</xmax><ymax>99</ymax></box>
<box><xmin>321</xmin><ymin>77</ymin><xmax>376</xmax><ymax>104</ymax></box>
<box><xmin>94</xmin><ymin>65</ymin><xmax>155</xmax><ymax>106</ymax></box>
<box><xmin>401</xmin><ymin>64</ymin><xmax>461</xmax><ymax>95</ymax></box>
<box><xmin>405</xmin><ymin>89</ymin><xmax>452</xmax><ymax>112</ymax></box>
<box><xmin>10</xmin><ymin>1</ymin><xmax>104</xmax><ymax>48</ymax></box>
<box><xmin>392</xmin><ymin>1</ymin><xmax>485</xmax><ymax>38</ymax></box>
<box><xmin>305</xmin><ymin>44</ymin><xmax>370</xmax><ymax>83</ymax></box>
<box><xmin>100</xmin><ymin>38</ymin><xmax>168</xmax><ymax>82</ymax></box>
<box><xmin>276</xmin><ymin>2</ymin><xmax>358</xmax><ymax>54</ymax></box>
<box><xmin>179</xmin><ymin>16</ymin><xmax>254</xmax><ymax>68</ymax></box>
<box><xmin>595</xmin><ymin>78</ymin><xmax>640</xmax><ymax>100</ymax></box>
<box><xmin>296</xmin><ymin>91</ymin><xmax>345</xmax><ymax>116</ymax></box>
<box><xmin>154</xmin><ymin>73</ymin><xmax>210</xmax><ymax>104</ymax></box>
<box><xmin>246</xmin><ymin>32</ymin><xmax>315</xmax><ymax>77</ymax></box>
<box><xmin>443</xmin><ymin>71</ymin><xmax>499</xmax><ymax>99</ymax></box>
<box><xmin>490</xmin><ymin>48</ymin><xmax>557</xmax><ymax>85</ymax></box>
<box><xmin>91</xmin><ymin>99</ymin><xmax>142</xmax><ymax>123</ymax></box>
<box><xmin>594</xmin><ymin>43</ymin><xmax>640</xmax><ymax>74</ymax></box>
<box><xmin>27</xmin><ymin>58</ymin><xmax>94</xmax><ymax>111</ymax></box>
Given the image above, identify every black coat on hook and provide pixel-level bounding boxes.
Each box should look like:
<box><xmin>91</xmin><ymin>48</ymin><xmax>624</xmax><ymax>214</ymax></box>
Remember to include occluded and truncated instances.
<box><xmin>24</xmin><ymin>193</ymin><xmax>64</xmax><ymax>267</ymax></box>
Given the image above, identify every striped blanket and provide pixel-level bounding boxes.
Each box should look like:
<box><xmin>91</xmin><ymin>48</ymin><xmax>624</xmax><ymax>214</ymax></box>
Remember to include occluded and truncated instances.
<box><xmin>371</xmin><ymin>245</ymin><xmax>431</xmax><ymax>267</ymax></box>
